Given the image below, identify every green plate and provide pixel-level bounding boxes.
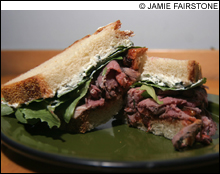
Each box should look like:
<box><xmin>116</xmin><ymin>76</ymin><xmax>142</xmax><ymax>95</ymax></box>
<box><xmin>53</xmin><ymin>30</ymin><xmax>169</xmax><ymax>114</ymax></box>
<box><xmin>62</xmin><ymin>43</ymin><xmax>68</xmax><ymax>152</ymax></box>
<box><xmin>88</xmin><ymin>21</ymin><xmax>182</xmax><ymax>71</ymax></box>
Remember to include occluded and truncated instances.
<box><xmin>1</xmin><ymin>94</ymin><xmax>219</xmax><ymax>172</ymax></box>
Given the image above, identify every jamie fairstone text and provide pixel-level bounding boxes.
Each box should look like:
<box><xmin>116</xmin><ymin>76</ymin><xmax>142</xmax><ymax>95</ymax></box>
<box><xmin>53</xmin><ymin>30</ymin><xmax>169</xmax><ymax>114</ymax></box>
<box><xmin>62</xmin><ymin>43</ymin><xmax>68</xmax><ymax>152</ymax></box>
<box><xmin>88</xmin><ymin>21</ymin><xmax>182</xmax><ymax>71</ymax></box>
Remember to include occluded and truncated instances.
<box><xmin>140</xmin><ymin>2</ymin><xmax>219</xmax><ymax>10</ymax></box>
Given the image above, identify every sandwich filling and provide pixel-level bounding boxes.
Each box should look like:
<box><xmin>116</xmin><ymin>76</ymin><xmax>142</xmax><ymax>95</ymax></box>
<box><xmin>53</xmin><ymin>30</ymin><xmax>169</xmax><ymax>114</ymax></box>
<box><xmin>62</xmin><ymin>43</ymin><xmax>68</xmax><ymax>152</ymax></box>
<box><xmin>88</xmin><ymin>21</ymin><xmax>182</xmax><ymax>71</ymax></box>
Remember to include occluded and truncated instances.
<box><xmin>1</xmin><ymin>47</ymin><xmax>147</xmax><ymax>131</ymax></box>
<box><xmin>124</xmin><ymin>81</ymin><xmax>217</xmax><ymax>150</ymax></box>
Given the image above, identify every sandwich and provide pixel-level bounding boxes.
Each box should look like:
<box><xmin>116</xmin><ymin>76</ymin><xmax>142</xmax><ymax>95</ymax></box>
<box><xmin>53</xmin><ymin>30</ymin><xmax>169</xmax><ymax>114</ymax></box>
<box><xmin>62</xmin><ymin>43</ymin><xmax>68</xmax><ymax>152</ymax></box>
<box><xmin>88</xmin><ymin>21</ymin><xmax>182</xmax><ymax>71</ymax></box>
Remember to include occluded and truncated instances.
<box><xmin>124</xmin><ymin>57</ymin><xmax>217</xmax><ymax>150</ymax></box>
<box><xmin>1</xmin><ymin>20</ymin><xmax>148</xmax><ymax>133</ymax></box>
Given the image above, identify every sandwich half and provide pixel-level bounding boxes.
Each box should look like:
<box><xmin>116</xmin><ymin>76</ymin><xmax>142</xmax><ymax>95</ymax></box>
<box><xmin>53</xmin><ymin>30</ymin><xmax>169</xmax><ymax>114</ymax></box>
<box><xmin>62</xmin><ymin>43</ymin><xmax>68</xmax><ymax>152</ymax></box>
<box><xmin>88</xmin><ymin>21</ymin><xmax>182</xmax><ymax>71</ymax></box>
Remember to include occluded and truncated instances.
<box><xmin>1</xmin><ymin>20</ymin><xmax>148</xmax><ymax>133</ymax></box>
<box><xmin>124</xmin><ymin>57</ymin><xmax>217</xmax><ymax>150</ymax></box>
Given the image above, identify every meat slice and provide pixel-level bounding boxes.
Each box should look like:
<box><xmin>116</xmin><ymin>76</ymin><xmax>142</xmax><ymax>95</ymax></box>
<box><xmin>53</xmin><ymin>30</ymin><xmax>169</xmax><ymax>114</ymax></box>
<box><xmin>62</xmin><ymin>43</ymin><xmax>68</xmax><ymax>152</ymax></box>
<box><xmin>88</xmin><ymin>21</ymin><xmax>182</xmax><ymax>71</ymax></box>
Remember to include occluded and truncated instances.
<box><xmin>104</xmin><ymin>71</ymin><xmax>119</xmax><ymax>99</ymax></box>
<box><xmin>89</xmin><ymin>84</ymin><xmax>102</xmax><ymax>100</ymax></box>
<box><xmin>200</xmin><ymin>116</ymin><xmax>217</xmax><ymax>137</ymax></box>
<box><xmin>159</xmin><ymin>104</ymin><xmax>197</xmax><ymax>122</ymax></box>
<box><xmin>116</xmin><ymin>67</ymin><xmax>140</xmax><ymax>89</ymax></box>
<box><xmin>156</xmin><ymin>86</ymin><xmax>208</xmax><ymax>108</ymax></box>
<box><xmin>137</xmin><ymin>96</ymin><xmax>197</xmax><ymax>122</ymax></box>
<box><xmin>122</xmin><ymin>67</ymin><xmax>140</xmax><ymax>82</ymax></box>
<box><xmin>96</xmin><ymin>60</ymin><xmax>121</xmax><ymax>99</ymax></box>
<box><xmin>172</xmin><ymin>119</ymin><xmax>202</xmax><ymax>150</ymax></box>
<box><xmin>96</xmin><ymin>60</ymin><xmax>121</xmax><ymax>89</ymax></box>
<box><xmin>115</xmin><ymin>71</ymin><xmax>128</xmax><ymax>88</ymax></box>
<box><xmin>196</xmin><ymin>134</ymin><xmax>212</xmax><ymax>145</ymax></box>
<box><xmin>74</xmin><ymin>98</ymin><xmax>105</xmax><ymax>119</ymax></box>
<box><xmin>138</xmin><ymin>98</ymin><xmax>166</xmax><ymax>116</ymax></box>
<box><xmin>96</xmin><ymin>60</ymin><xmax>141</xmax><ymax>100</ymax></box>
<box><xmin>124</xmin><ymin>87</ymin><xmax>145</xmax><ymax>113</ymax></box>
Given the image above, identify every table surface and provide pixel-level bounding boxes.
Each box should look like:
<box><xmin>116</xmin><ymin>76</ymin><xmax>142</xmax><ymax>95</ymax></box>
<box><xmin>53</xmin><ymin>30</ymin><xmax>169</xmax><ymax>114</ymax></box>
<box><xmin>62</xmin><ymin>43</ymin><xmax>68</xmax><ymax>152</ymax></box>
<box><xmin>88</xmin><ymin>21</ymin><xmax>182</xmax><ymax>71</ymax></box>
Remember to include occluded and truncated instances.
<box><xmin>1</xmin><ymin>49</ymin><xmax>219</xmax><ymax>173</ymax></box>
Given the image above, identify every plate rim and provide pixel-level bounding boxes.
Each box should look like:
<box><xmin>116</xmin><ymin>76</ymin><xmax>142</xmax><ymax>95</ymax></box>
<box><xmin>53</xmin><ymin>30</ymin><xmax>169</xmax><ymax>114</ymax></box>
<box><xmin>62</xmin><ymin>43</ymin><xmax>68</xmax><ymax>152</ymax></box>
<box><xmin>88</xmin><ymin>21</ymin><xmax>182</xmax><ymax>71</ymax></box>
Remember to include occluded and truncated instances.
<box><xmin>1</xmin><ymin>94</ymin><xmax>219</xmax><ymax>172</ymax></box>
<box><xmin>1</xmin><ymin>131</ymin><xmax>219</xmax><ymax>172</ymax></box>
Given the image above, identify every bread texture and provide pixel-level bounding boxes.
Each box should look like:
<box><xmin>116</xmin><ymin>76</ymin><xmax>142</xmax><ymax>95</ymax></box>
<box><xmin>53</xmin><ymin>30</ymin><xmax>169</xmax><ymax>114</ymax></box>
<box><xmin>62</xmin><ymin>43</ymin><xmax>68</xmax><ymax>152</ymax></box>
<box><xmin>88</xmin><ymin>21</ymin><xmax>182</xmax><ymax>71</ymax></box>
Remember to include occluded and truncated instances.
<box><xmin>59</xmin><ymin>95</ymin><xmax>124</xmax><ymax>133</ymax></box>
<box><xmin>135</xmin><ymin>119</ymin><xmax>191</xmax><ymax>140</ymax></box>
<box><xmin>1</xmin><ymin>20</ymin><xmax>134</xmax><ymax>106</ymax></box>
<box><xmin>141</xmin><ymin>57</ymin><xmax>202</xmax><ymax>88</ymax></box>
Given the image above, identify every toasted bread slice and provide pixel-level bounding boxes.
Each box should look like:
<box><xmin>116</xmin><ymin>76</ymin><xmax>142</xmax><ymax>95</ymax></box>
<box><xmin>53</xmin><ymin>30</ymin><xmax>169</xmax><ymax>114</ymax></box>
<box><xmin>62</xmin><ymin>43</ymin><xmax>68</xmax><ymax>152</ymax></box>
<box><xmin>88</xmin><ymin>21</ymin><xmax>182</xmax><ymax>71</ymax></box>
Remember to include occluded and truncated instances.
<box><xmin>2</xmin><ymin>20</ymin><xmax>134</xmax><ymax>106</ymax></box>
<box><xmin>141</xmin><ymin>57</ymin><xmax>202</xmax><ymax>88</ymax></box>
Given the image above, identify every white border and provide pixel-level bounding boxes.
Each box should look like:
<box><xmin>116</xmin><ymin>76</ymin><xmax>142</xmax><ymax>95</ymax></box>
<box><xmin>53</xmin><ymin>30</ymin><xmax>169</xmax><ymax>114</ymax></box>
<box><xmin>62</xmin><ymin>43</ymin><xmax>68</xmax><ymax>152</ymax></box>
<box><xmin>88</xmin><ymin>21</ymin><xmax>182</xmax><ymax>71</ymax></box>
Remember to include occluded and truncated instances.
<box><xmin>1</xmin><ymin>1</ymin><xmax>219</xmax><ymax>10</ymax></box>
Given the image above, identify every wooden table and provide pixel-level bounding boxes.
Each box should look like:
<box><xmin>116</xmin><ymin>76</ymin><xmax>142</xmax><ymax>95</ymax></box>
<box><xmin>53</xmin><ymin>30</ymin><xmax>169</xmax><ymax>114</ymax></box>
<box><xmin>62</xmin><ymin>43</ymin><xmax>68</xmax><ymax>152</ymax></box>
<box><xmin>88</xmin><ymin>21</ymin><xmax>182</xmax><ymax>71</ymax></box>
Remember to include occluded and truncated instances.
<box><xmin>1</xmin><ymin>50</ymin><xmax>219</xmax><ymax>173</ymax></box>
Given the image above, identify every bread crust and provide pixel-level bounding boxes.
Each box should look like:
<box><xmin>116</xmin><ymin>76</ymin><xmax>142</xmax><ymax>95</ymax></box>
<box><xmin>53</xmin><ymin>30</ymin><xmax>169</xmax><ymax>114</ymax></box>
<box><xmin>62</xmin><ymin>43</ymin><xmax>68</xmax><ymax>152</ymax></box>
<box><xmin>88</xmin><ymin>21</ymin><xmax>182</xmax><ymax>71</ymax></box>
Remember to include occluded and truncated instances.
<box><xmin>64</xmin><ymin>20</ymin><xmax>133</xmax><ymax>52</ymax></box>
<box><xmin>1</xmin><ymin>75</ymin><xmax>53</xmax><ymax>105</ymax></box>
<box><xmin>94</xmin><ymin>20</ymin><xmax>134</xmax><ymax>37</ymax></box>
<box><xmin>126</xmin><ymin>48</ymin><xmax>148</xmax><ymax>71</ymax></box>
<box><xmin>64</xmin><ymin>34</ymin><xmax>91</xmax><ymax>51</ymax></box>
<box><xmin>187</xmin><ymin>60</ymin><xmax>202</xmax><ymax>83</ymax></box>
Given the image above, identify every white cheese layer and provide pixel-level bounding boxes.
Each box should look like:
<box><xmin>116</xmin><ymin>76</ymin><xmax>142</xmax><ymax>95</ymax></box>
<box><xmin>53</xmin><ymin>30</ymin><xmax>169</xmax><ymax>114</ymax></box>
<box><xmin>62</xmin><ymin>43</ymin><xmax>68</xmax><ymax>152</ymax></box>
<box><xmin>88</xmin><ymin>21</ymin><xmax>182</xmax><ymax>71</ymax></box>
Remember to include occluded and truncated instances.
<box><xmin>1</xmin><ymin>101</ymin><xmax>21</xmax><ymax>108</ymax></box>
<box><xmin>141</xmin><ymin>73</ymin><xmax>192</xmax><ymax>89</ymax></box>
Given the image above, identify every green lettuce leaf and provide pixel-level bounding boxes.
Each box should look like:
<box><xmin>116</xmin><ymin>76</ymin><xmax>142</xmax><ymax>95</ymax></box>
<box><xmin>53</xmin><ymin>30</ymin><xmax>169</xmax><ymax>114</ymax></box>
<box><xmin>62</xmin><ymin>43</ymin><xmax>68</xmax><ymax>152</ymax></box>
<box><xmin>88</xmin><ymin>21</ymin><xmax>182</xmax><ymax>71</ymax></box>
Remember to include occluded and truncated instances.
<box><xmin>15</xmin><ymin>109</ymin><xmax>28</xmax><ymax>124</ymax></box>
<box><xmin>21</xmin><ymin>109</ymin><xmax>60</xmax><ymax>128</ymax></box>
<box><xmin>18</xmin><ymin>101</ymin><xmax>61</xmax><ymax>128</ymax></box>
<box><xmin>139</xmin><ymin>85</ymin><xmax>163</xmax><ymax>105</ymax></box>
<box><xmin>63</xmin><ymin>79</ymin><xmax>91</xmax><ymax>123</ymax></box>
<box><xmin>1</xmin><ymin>99</ymin><xmax>60</xmax><ymax>128</ymax></box>
<box><xmin>1</xmin><ymin>102</ymin><xmax>15</xmax><ymax>116</ymax></box>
